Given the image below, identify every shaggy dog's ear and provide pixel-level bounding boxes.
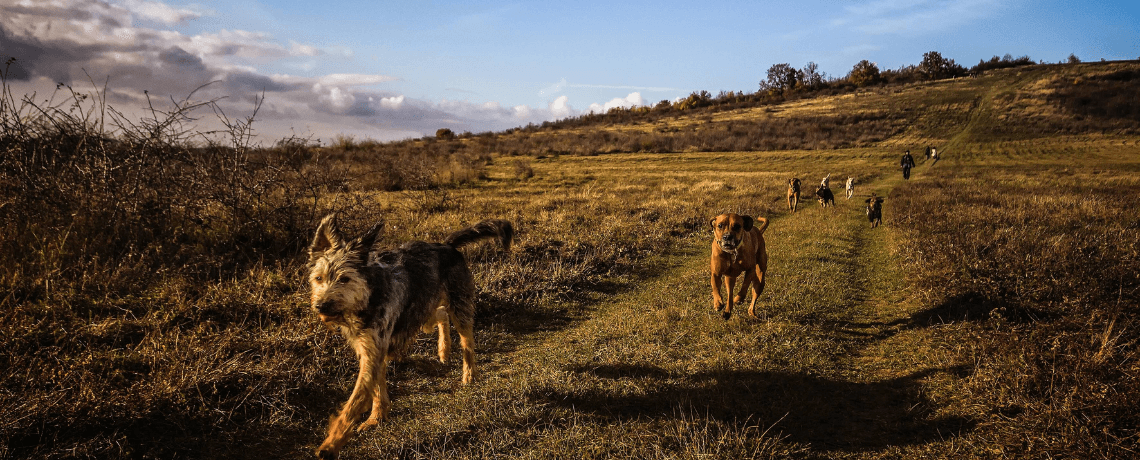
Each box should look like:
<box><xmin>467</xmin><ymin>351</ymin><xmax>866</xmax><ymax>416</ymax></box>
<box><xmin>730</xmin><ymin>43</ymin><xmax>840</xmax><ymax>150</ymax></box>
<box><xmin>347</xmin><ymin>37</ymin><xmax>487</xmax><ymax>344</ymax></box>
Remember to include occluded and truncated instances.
<box><xmin>310</xmin><ymin>214</ymin><xmax>345</xmax><ymax>261</ymax></box>
<box><xmin>356</xmin><ymin>220</ymin><xmax>384</xmax><ymax>252</ymax></box>
<box><xmin>742</xmin><ymin>215</ymin><xmax>754</xmax><ymax>231</ymax></box>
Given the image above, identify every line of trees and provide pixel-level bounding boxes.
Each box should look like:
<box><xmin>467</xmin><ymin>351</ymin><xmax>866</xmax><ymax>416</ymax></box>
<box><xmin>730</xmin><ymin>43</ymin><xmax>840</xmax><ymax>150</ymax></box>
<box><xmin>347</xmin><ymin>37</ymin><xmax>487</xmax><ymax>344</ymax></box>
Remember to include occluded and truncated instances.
<box><xmin>428</xmin><ymin>50</ymin><xmax>1055</xmax><ymax>140</ymax></box>
<box><xmin>765</xmin><ymin>51</ymin><xmax>970</xmax><ymax>92</ymax></box>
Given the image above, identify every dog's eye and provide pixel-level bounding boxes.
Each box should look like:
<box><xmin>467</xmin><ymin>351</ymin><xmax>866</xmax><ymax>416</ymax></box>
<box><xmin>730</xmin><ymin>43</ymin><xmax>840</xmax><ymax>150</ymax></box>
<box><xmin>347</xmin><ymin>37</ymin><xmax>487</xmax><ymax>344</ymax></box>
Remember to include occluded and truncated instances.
<box><xmin>338</xmin><ymin>276</ymin><xmax>350</xmax><ymax>284</ymax></box>
<box><xmin>315</xmin><ymin>275</ymin><xmax>323</xmax><ymax>282</ymax></box>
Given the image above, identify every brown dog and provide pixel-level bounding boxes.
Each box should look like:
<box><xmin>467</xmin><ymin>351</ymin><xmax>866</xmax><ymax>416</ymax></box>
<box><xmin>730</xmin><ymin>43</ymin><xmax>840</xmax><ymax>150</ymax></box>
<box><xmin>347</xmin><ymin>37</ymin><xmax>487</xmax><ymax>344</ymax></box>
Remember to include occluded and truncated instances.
<box><xmin>710</xmin><ymin>213</ymin><xmax>770</xmax><ymax>319</ymax></box>
<box><xmin>787</xmin><ymin>178</ymin><xmax>801</xmax><ymax>212</ymax></box>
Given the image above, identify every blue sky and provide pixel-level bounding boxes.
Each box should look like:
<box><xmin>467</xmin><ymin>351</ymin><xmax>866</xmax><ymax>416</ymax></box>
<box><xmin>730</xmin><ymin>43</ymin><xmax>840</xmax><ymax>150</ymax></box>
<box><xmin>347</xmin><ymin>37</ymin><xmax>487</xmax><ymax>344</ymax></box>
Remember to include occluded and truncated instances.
<box><xmin>2</xmin><ymin>0</ymin><xmax>1137</xmax><ymax>142</ymax></box>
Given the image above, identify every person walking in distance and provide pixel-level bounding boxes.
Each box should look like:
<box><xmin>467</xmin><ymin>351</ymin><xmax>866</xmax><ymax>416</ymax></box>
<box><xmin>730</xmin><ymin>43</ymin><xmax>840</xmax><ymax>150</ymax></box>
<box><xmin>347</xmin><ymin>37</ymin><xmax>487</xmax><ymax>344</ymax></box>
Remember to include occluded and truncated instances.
<box><xmin>901</xmin><ymin>150</ymin><xmax>915</xmax><ymax>180</ymax></box>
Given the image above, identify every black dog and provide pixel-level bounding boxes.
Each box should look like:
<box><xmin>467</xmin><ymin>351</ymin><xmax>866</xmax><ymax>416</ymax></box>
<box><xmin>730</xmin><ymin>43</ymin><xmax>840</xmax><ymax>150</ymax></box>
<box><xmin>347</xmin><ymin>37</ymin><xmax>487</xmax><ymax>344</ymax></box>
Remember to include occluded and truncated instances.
<box><xmin>816</xmin><ymin>185</ymin><xmax>835</xmax><ymax>208</ymax></box>
<box><xmin>865</xmin><ymin>195</ymin><xmax>884</xmax><ymax>227</ymax></box>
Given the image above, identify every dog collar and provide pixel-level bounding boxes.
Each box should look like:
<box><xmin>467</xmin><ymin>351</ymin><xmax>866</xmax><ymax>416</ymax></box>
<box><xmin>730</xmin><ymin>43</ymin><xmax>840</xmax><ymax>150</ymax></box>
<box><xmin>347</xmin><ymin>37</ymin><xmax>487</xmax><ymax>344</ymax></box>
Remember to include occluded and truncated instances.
<box><xmin>719</xmin><ymin>243</ymin><xmax>740</xmax><ymax>262</ymax></box>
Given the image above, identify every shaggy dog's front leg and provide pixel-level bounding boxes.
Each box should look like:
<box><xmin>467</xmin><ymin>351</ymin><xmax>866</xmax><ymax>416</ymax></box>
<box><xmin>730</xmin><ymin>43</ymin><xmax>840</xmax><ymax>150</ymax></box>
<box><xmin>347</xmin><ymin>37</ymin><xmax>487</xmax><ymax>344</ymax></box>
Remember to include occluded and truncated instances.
<box><xmin>317</xmin><ymin>333</ymin><xmax>385</xmax><ymax>459</ymax></box>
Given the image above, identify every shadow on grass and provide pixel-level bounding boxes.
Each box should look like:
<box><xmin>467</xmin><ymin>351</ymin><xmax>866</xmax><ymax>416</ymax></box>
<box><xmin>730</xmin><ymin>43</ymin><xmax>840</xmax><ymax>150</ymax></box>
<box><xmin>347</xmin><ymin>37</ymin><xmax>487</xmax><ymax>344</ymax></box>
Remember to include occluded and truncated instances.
<box><xmin>531</xmin><ymin>363</ymin><xmax>975</xmax><ymax>453</ymax></box>
<box><xmin>825</xmin><ymin>292</ymin><xmax>1056</xmax><ymax>340</ymax></box>
<box><xmin>4</xmin><ymin>403</ymin><xmax>326</xmax><ymax>460</ymax></box>
<box><xmin>475</xmin><ymin>244</ymin><xmax>701</xmax><ymax>348</ymax></box>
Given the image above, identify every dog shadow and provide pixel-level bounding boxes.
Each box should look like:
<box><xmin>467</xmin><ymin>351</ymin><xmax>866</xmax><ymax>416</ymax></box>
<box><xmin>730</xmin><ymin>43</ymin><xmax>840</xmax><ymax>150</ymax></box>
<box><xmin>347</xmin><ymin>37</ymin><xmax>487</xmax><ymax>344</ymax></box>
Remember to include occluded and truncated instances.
<box><xmin>529</xmin><ymin>363</ymin><xmax>976</xmax><ymax>453</ymax></box>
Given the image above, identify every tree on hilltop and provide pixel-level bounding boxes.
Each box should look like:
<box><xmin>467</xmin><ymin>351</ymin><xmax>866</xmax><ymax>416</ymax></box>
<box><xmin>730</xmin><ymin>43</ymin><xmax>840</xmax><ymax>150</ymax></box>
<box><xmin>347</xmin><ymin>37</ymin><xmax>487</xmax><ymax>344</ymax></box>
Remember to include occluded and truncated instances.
<box><xmin>675</xmin><ymin>90</ymin><xmax>712</xmax><ymax>110</ymax></box>
<box><xmin>847</xmin><ymin>60</ymin><xmax>881</xmax><ymax>87</ymax></box>
<box><xmin>918</xmin><ymin>51</ymin><xmax>966</xmax><ymax>80</ymax></box>
<box><xmin>800</xmin><ymin>62</ymin><xmax>825</xmax><ymax>88</ymax></box>
<box><xmin>760</xmin><ymin>63</ymin><xmax>801</xmax><ymax>94</ymax></box>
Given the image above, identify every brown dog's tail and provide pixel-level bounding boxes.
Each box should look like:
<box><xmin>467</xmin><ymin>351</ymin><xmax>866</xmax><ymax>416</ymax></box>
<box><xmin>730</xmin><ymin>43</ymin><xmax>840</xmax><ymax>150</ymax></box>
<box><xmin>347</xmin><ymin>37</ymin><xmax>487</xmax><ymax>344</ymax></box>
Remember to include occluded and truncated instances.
<box><xmin>445</xmin><ymin>219</ymin><xmax>514</xmax><ymax>252</ymax></box>
<box><xmin>753</xmin><ymin>216</ymin><xmax>770</xmax><ymax>235</ymax></box>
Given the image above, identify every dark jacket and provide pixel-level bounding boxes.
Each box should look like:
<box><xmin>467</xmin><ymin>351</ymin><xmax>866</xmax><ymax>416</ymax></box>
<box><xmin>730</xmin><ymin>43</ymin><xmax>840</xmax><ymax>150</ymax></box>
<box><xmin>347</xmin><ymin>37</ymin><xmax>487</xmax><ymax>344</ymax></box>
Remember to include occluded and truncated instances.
<box><xmin>901</xmin><ymin>153</ymin><xmax>915</xmax><ymax>168</ymax></box>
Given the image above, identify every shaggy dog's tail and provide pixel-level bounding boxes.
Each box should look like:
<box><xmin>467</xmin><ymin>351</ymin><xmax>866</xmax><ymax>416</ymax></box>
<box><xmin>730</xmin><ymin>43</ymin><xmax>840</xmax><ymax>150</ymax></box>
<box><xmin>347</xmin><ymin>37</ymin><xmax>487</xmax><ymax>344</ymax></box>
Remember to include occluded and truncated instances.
<box><xmin>445</xmin><ymin>220</ymin><xmax>514</xmax><ymax>252</ymax></box>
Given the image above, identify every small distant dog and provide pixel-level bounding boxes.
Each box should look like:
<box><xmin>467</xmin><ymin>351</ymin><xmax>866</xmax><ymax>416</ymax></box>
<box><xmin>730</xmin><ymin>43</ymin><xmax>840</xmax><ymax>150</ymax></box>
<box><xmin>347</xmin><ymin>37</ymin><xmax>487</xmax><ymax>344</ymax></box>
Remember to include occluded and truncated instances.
<box><xmin>865</xmin><ymin>194</ymin><xmax>884</xmax><ymax>228</ymax></box>
<box><xmin>308</xmin><ymin>214</ymin><xmax>513</xmax><ymax>459</ymax></box>
<box><xmin>787</xmin><ymin>178</ymin><xmax>801</xmax><ymax>212</ymax></box>
<box><xmin>845</xmin><ymin>177</ymin><xmax>855</xmax><ymax>199</ymax></box>
<box><xmin>816</xmin><ymin>185</ymin><xmax>835</xmax><ymax>207</ymax></box>
<box><xmin>710</xmin><ymin>213</ymin><xmax>769</xmax><ymax>319</ymax></box>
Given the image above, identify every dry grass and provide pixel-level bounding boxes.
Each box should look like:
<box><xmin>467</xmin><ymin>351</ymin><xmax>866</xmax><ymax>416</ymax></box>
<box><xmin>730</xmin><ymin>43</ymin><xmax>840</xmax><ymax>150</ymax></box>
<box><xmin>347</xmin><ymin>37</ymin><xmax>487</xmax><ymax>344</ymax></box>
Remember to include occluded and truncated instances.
<box><xmin>885</xmin><ymin>149</ymin><xmax>1140</xmax><ymax>457</ymax></box>
<box><xmin>3</xmin><ymin>60</ymin><xmax>1140</xmax><ymax>459</ymax></box>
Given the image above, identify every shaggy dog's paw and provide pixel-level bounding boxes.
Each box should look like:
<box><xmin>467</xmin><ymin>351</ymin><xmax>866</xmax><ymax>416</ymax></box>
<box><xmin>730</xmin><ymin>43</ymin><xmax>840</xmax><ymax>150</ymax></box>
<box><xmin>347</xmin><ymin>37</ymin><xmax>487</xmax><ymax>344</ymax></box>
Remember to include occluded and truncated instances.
<box><xmin>357</xmin><ymin>419</ymin><xmax>379</xmax><ymax>432</ymax></box>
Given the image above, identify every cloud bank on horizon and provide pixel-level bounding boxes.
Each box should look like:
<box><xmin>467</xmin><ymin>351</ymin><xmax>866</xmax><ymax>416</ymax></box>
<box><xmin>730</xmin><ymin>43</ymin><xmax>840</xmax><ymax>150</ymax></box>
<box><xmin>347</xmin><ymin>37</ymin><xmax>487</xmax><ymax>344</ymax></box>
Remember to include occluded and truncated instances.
<box><xmin>0</xmin><ymin>0</ymin><xmax>631</xmax><ymax>142</ymax></box>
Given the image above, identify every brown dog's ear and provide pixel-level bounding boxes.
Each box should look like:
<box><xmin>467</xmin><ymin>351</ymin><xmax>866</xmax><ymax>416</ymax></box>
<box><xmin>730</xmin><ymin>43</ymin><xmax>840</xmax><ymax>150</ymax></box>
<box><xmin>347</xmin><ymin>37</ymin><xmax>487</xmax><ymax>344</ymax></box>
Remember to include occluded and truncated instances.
<box><xmin>310</xmin><ymin>214</ymin><xmax>345</xmax><ymax>261</ymax></box>
<box><xmin>709</xmin><ymin>217</ymin><xmax>718</xmax><ymax>230</ymax></box>
<box><xmin>742</xmin><ymin>215</ymin><xmax>754</xmax><ymax>231</ymax></box>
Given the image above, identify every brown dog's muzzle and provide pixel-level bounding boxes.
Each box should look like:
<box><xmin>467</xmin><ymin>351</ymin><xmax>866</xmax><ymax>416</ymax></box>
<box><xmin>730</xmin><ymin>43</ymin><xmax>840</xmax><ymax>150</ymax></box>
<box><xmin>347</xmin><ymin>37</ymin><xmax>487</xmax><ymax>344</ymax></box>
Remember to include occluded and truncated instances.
<box><xmin>719</xmin><ymin>234</ymin><xmax>740</xmax><ymax>251</ymax></box>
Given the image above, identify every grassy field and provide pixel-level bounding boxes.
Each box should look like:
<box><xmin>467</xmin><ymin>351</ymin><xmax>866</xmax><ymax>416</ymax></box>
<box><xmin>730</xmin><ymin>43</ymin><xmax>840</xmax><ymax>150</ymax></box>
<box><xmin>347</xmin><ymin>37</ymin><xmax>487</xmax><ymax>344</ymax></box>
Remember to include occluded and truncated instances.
<box><xmin>3</xmin><ymin>62</ymin><xmax>1140</xmax><ymax>458</ymax></box>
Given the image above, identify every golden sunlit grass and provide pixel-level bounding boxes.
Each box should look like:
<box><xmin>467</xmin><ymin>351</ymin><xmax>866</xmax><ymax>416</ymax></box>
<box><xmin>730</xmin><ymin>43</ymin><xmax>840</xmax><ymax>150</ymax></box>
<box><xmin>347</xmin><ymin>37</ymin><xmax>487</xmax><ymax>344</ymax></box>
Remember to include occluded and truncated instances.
<box><xmin>3</xmin><ymin>60</ymin><xmax>1140</xmax><ymax>459</ymax></box>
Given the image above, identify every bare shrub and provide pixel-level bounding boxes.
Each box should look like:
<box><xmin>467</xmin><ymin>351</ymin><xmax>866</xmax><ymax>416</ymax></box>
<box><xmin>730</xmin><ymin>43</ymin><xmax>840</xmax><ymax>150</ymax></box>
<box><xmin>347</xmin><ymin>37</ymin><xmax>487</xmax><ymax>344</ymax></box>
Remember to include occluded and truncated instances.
<box><xmin>0</xmin><ymin>60</ymin><xmax>369</xmax><ymax>295</ymax></box>
<box><xmin>512</xmin><ymin>159</ymin><xmax>535</xmax><ymax>179</ymax></box>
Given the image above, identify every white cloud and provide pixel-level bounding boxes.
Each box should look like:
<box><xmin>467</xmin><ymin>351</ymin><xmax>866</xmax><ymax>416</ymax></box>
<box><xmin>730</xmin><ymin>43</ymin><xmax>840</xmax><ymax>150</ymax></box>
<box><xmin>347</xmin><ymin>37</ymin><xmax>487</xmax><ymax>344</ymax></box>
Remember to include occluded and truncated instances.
<box><xmin>289</xmin><ymin>40</ymin><xmax>322</xmax><ymax>57</ymax></box>
<box><xmin>380</xmin><ymin>95</ymin><xmax>404</xmax><ymax>109</ymax></box>
<box><xmin>115</xmin><ymin>0</ymin><xmax>205</xmax><ymax>24</ymax></box>
<box><xmin>317</xmin><ymin>73</ymin><xmax>398</xmax><ymax>87</ymax></box>
<box><xmin>549</xmin><ymin>95</ymin><xmax>572</xmax><ymax>118</ymax></box>
<box><xmin>319</xmin><ymin>86</ymin><xmax>355</xmax><ymax>110</ymax></box>
<box><xmin>587</xmin><ymin>92</ymin><xmax>645</xmax><ymax>114</ymax></box>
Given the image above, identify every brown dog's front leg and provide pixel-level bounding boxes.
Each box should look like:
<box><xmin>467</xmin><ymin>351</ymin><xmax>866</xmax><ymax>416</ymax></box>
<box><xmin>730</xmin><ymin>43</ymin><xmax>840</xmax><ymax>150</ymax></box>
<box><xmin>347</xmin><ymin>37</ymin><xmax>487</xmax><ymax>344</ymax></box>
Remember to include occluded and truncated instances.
<box><xmin>735</xmin><ymin>272</ymin><xmax>753</xmax><ymax>306</ymax></box>
<box><xmin>710</xmin><ymin>273</ymin><xmax>725</xmax><ymax>314</ymax></box>
<box><xmin>746</xmin><ymin>269</ymin><xmax>765</xmax><ymax>318</ymax></box>
<box><xmin>317</xmin><ymin>334</ymin><xmax>385</xmax><ymax>459</ymax></box>
<box><xmin>722</xmin><ymin>275</ymin><xmax>737</xmax><ymax>320</ymax></box>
